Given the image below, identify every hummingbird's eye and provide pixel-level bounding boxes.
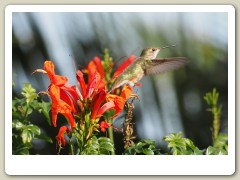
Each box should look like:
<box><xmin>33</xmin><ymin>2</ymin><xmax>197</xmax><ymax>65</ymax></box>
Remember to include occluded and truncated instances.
<box><xmin>152</xmin><ymin>48</ymin><xmax>156</xmax><ymax>51</ymax></box>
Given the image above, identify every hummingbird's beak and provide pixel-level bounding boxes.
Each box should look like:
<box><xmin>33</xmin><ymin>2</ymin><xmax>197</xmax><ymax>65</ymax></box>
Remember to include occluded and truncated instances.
<box><xmin>161</xmin><ymin>45</ymin><xmax>176</xmax><ymax>49</ymax></box>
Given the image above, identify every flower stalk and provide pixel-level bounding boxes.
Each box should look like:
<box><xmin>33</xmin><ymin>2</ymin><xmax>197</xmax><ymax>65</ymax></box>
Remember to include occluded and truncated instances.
<box><xmin>123</xmin><ymin>101</ymin><xmax>136</xmax><ymax>149</ymax></box>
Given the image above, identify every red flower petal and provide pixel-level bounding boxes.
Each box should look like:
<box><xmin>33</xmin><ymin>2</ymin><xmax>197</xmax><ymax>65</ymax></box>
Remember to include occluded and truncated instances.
<box><xmin>87</xmin><ymin>61</ymin><xmax>98</xmax><ymax>84</ymax></box>
<box><xmin>62</xmin><ymin>110</ymin><xmax>76</xmax><ymax>129</ymax></box>
<box><xmin>111</xmin><ymin>96</ymin><xmax>126</xmax><ymax>118</ymax></box>
<box><xmin>96</xmin><ymin>101</ymin><xmax>115</xmax><ymax>118</ymax></box>
<box><xmin>49</xmin><ymin>84</ymin><xmax>60</xmax><ymax>104</ymax></box>
<box><xmin>56</xmin><ymin>126</ymin><xmax>70</xmax><ymax>147</ymax></box>
<box><xmin>86</xmin><ymin>73</ymin><xmax>100</xmax><ymax>98</ymax></box>
<box><xmin>62</xmin><ymin>84</ymin><xmax>80</xmax><ymax>100</ymax></box>
<box><xmin>93</xmin><ymin>56</ymin><xmax>105</xmax><ymax>78</ymax></box>
<box><xmin>113</xmin><ymin>55</ymin><xmax>135</xmax><ymax>79</ymax></box>
<box><xmin>105</xmin><ymin>86</ymin><xmax>133</xmax><ymax>118</ymax></box>
<box><xmin>99</xmin><ymin>121</ymin><xmax>110</xmax><ymax>132</ymax></box>
<box><xmin>91</xmin><ymin>90</ymin><xmax>106</xmax><ymax>120</ymax></box>
<box><xmin>44</xmin><ymin>61</ymin><xmax>55</xmax><ymax>76</ymax></box>
<box><xmin>44</xmin><ymin>61</ymin><xmax>68</xmax><ymax>86</ymax></box>
<box><xmin>60</xmin><ymin>88</ymin><xmax>77</xmax><ymax>114</ymax></box>
<box><xmin>76</xmin><ymin>70</ymin><xmax>87</xmax><ymax>99</ymax></box>
<box><xmin>52</xmin><ymin>75</ymin><xmax>68</xmax><ymax>87</ymax></box>
<box><xmin>49</xmin><ymin>84</ymin><xmax>75</xmax><ymax>128</ymax></box>
<box><xmin>106</xmin><ymin>94</ymin><xmax>118</xmax><ymax>102</ymax></box>
<box><xmin>120</xmin><ymin>85</ymin><xmax>133</xmax><ymax>100</ymax></box>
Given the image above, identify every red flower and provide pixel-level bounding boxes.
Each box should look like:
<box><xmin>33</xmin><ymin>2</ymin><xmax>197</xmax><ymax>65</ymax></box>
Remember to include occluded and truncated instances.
<box><xmin>96</xmin><ymin>101</ymin><xmax>116</xmax><ymax>119</ymax></box>
<box><xmin>86</xmin><ymin>61</ymin><xmax>97</xmax><ymax>84</ymax></box>
<box><xmin>97</xmin><ymin>85</ymin><xmax>133</xmax><ymax>119</ymax></box>
<box><xmin>49</xmin><ymin>84</ymin><xmax>76</xmax><ymax>128</ymax></box>
<box><xmin>34</xmin><ymin>61</ymin><xmax>80</xmax><ymax>128</ymax></box>
<box><xmin>35</xmin><ymin>54</ymin><xmax>135</xmax><ymax>142</ymax></box>
<box><xmin>93</xmin><ymin>56</ymin><xmax>105</xmax><ymax>79</ymax></box>
<box><xmin>90</xmin><ymin>89</ymin><xmax>107</xmax><ymax>120</ymax></box>
<box><xmin>76</xmin><ymin>70</ymin><xmax>87</xmax><ymax>99</ymax></box>
<box><xmin>33</xmin><ymin>60</ymin><xmax>68</xmax><ymax>87</ymax></box>
<box><xmin>56</xmin><ymin>126</ymin><xmax>70</xmax><ymax>147</ymax></box>
<box><xmin>77</xmin><ymin>58</ymin><xmax>106</xmax><ymax>101</ymax></box>
<box><xmin>99</xmin><ymin>121</ymin><xmax>110</xmax><ymax>133</ymax></box>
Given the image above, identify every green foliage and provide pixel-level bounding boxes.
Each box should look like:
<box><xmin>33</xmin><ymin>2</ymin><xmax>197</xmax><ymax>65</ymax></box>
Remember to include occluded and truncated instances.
<box><xmin>21</xmin><ymin>83</ymin><xmax>39</xmax><ymax>105</ymax></box>
<box><xmin>159</xmin><ymin>88</ymin><xmax>227</xmax><ymax>155</ymax></box>
<box><xmin>204</xmin><ymin>88</ymin><xmax>222</xmax><ymax>141</ymax></box>
<box><xmin>162</xmin><ymin>131</ymin><xmax>228</xmax><ymax>155</ymax></box>
<box><xmin>206</xmin><ymin>133</ymin><xmax>228</xmax><ymax>155</ymax></box>
<box><xmin>213</xmin><ymin>133</ymin><xmax>228</xmax><ymax>149</ymax></box>
<box><xmin>31</xmin><ymin>101</ymin><xmax>52</xmax><ymax>126</ymax></box>
<box><xmin>12</xmin><ymin>83</ymin><xmax>52</xmax><ymax>155</ymax></box>
<box><xmin>123</xmin><ymin>139</ymin><xmax>161</xmax><ymax>155</ymax></box>
<box><xmin>203</xmin><ymin>88</ymin><xmax>228</xmax><ymax>154</ymax></box>
<box><xmin>163</xmin><ymin>132</ymin><xmax>204</xmax><ymax>155</ymax></box>
<box><xmin>102</xmin><ymin>48</ymin><xmax>114</xmax><ymax>88</ymax></box>
<box><xmin>81</xmin><ymin>136</ymin><xmax>114</xmax><ymax>155</ymax></box>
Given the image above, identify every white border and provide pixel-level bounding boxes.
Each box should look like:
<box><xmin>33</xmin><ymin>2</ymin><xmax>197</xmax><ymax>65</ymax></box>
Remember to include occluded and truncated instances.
<box><xmin>5</xmin><ymin>5</ymin><xmax>235</xmax><ymax>175</ymax></box>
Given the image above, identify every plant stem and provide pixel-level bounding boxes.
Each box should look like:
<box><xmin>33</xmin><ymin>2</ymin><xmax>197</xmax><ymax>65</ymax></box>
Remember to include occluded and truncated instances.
<box><xmin>69</xmin><ymin>138</ymin><xmax>74</xmax><ymax>155</ymax></box>
<box><xmin>212</xmin><ymin>107</ymin><xmax>220</xmax><ymax>142</ymax></box>
<box><xmin>123</xmin><ymin>102</ymin><xmax>135</xmax><ymax>149</ymax></box>
<box><xmin>108</xmin><ymin>126</ymin><xmax>115</xmax><ymax>155</ymax></box>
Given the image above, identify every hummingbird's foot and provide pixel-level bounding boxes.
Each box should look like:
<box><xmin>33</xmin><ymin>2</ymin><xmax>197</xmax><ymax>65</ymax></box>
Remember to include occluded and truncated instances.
<box><xmin>129</xmin><ymin>93</ymin><xmax>139</xmax><ymax>101</ymax></box>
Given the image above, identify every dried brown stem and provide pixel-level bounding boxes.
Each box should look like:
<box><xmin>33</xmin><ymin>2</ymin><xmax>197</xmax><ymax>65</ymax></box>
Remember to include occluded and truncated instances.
<box><xmin>123</xmin><ymin>102</ymin><xmax>136</xmax><ymax>149</ymax></box>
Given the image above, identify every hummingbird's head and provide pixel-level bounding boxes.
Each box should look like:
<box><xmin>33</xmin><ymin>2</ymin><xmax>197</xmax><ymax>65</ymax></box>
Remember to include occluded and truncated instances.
<box><xmin>140</xmin><ymin>47</ymin><xmax>160</xmax><ymax>59</ymax></box>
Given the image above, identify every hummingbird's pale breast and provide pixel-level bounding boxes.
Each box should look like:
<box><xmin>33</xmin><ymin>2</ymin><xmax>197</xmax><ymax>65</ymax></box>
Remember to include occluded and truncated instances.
<box><xmin>110</xmin><ymin>58</ymin><xmax>145</xmax><ymax>91</ymax></box>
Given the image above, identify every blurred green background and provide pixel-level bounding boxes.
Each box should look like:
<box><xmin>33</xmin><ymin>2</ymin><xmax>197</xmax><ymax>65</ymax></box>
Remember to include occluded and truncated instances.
<box><xmin>12</xmin><ymin>12</ymin><xmax>228</xmax><ymax>154</ymax></box>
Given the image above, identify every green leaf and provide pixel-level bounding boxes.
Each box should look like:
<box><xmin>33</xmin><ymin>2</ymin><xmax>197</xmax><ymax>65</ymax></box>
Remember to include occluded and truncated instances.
<box><xmin>104</xmin><ymin>109</ymin><xmax>116</xmax><ymax>120</ymax></box>
<box><xmin>98</xmin><ymin>137</ymin><xmax>112</xmax><ymax>143</ymax></box>
<box><xmin>32</xmin><ymin>101</ymin><xmax>52</xmax><ymax>125</ymax></box>
<box><xmin>123</xmin><ymin>139</ymin><xmax>161</xmax><ymax>155</ymax></box>
<box><xmin>27</xmin><ymin>124</ymin><xmax>41</xmax><ymax>135</ymax></box>
<box><xmin>21</xmin><ymin>129</ymin><xmax>33</xmax><ymax>144</ymax></box>
<box><xmin>17</xmin><ymin>149</ymin><xmax>30</xmax><ymax>155</ymax></box>
<box><xmin>16</xmin><ymin>105</ymin><xmax>33</xmax><ymax>118</ymax></box>
<box><xmin>193</xmin><ymin>147</ymin><xmax>205</xmax><ymax>155</ymax></box>
<box><xmin>217</xmin><ymin>149</ymin><xmax>227</xmax><ymax>155</ymax></box>
<box><xmin>135</xmin><ymin>142</ymin><xmax>144</xmax><ymax>153</ymax></box>
<box><xmin>163</xmin><ymin>132</ymin><xmax>203</xmax><ymax>155</ymax></box>
<box><xmin>82</xmin><ymin>136</ymin><xmax>100</xmax><ymax>155</ymax></box>
<box><xmin>14</xmin><ymin>146</ymin><xmax>31</xmax><ymax>155</ymax></box>
<box><xmin>35</xmin><ymin>133</ymin><xmax>53</xmax><ymax>143</ymax></box>
<box><xmin>123</xmin><ymin>147</ymin><xmax>136</xmax><ymax>155</ymax></box>
<box><xmin>21</xmin><ymin>83</ymin><xmax>38</xmax><ymax>105</ymax></box>
<box><xmin>12</xmin><ymin>120</ymin><xmax>24</xmax><ymax>130</ymax></box>
<box><xmin>206</xmin><ymin>146</ymin><xmax>217</xmax><ymax>155</ymax></box>
<box><xmin>39</xmin><ymin>102</ymin><xmax>51</xmax><ymax>125</ymax></box>
<box><xmin>99</xmin><ymin>142</ymin><xmax>114</xmax><ymax>152</ymax></box>
<box><xmin>206</xmin><ymin>146</ymin><xmax>227</xmax><ymax>155</ymax></box>
<box><xmin>141</xmin><ymin>139</ymin><xmax>155</xmax><ymax>146</ymax></box>
<box><xmin>143</xmin><ymin>148</ymin><xmax>154</xmax><ymax>155</ymax></box>
<box><xmin>89</xmin><ymin>141</ymin><xmax>99</xmax><ymax>150</ymax></box>
<box><xmin>184</xmin><ymin>138</ymin><xmax>196</xmax><ymax>150</ymax></box>
<box><xmin>213</xmin><ymin>133</ymin><xmax>228</xmax><ymax>149</ymax></box>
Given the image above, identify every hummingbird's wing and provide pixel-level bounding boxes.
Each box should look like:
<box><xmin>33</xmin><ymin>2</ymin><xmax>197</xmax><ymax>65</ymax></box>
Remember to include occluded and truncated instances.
<box><xmin>144</xmin><ymin>57</ymin><xmax>187</xmax><ymax>75</ymax></box>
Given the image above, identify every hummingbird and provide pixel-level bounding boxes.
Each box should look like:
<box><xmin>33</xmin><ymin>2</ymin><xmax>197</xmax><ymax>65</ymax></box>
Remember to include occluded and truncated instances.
<box><xmin>109</xmin><ymin>46</ymin><xmax>187</xmax><ymax>92</ymax></box>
